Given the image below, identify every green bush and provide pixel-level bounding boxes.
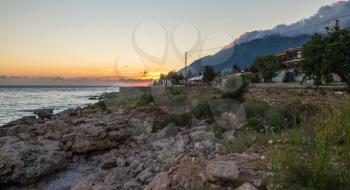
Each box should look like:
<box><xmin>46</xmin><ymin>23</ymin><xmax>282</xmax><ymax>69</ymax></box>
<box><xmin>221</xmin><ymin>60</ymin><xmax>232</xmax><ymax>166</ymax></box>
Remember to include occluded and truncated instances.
<box><xmin>211</xmin><ymin>123</ymin><xmax>225</xmax><ymax>139</ymax></box>
<box><xmin>192</xmin><ymin>101</ymin><xmax>212</xmax><ymax>119</ymax></box>
<box><xmin>245</xmin><ymin>118</ymin><xmax>264</xmax><ymax>133</ymax></box>
<box><xmin>265</xmin><ymin>107</ymin><xmax>287</xmax><ymax>131</ymax></box>
<box><xmin>243</xmin><ymin>101</ymin><xmax>270</xmax><ymax>118</ymax></box>
<box><xmin>87</xmin><ymin>101</ymin><xmax>108</xmax><ymax>111</ymax></box>
<box><xmin>135</xmin><ymin>94</ymin><xmax>154</xmax><ymax>107</ymax></box>
<box><xmin>242</xmin><ymin>72</ymin><xmax>261</xmax><ymax>83</ymax></box>
<box><xmin>223</xmin><ymin>131</ymin><xmax>255</xmax><ymax>153</ymax></box>
<box><xmin>221</xmin><ymin>76</ymin><xmax>249</xmax><ymax>102</ymax></box>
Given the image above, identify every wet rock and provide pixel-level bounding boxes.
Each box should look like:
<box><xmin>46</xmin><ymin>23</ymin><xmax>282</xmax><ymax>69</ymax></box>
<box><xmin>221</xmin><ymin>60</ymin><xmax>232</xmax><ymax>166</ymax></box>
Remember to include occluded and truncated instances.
<box><xmin>206</xmin><ymin>160</ymin><xmax>239</xmax><ymax>182</ymax></box>
<box><xmin>34</xmin><ymin>109</ymin><xmax>53</xmax><ymax>120</ymax></box>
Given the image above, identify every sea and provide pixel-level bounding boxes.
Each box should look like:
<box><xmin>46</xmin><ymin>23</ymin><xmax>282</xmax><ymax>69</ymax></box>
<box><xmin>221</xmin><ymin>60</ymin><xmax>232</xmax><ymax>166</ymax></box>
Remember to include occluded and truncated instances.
<box><xmin>0</xmin><ymin>86</ymin><xmax>119</xmax><ymax>126</ymax></box>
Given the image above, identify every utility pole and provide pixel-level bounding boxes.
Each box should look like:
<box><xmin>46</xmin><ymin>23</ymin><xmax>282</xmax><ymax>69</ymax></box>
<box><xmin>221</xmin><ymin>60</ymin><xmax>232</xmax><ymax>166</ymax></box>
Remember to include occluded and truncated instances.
<box><xmin>185</xmin><ymin>52</ymin><xmax>188</xmax><ymax>81</ymax></box>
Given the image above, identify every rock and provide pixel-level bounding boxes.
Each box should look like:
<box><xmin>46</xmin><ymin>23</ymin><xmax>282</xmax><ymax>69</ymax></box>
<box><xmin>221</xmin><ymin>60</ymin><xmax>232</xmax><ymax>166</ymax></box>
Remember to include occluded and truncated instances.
<box><xmin>117</xmin><ymin>157</ymin><xmax>127</xmax><ymax>167</ymax></box>
<box><xmin>190</xmin><ymin>130</ymin><xmax>215</xmax><ymax>142</ymax></box>
<box><xmin>34</xmin><ymin>109</ymin><xmax>53</xmax><ymax>120</ymax></box>
<box><xmin>235</xmin><ymin>183</ymin><xmax>257</xmax><ymax>190</ymax></box>
<box><xmin>152</xmin><ymin>137</ymin><xmax>175</xmax><ymax>151</ymax></box>
<box><xmin>44</xmin><ymin>131</ymin><xmax>62</xmax><ymax>140</ymax></box>
<box><xmin>67</xmin><ymin>124</ymin><xmax>130</xmax><ymax>153</ymax></box>
<box><xmin>156</xmin><ymin>124</ymin><xmax>179</xmax><ymax>139</ymax></box>
<box><xmin>72</xmin><ymin>181</ymin><xmax>93</xmax><ymax>190</ymax></box>
<box><xmin>174</xmin><ymin>133</ymin><xmax>191</xmax><ymax>153</ymax></box>
<box><xmin>6</xmin><ymin>125</ymin><xmax>28</xmax><ymax>136</ymax></box>
<box><xmin>124</xmin><ymin>179</ymin><xmax>142</xmax><ymax>190</ymax></box>
<box><xmin>145</xmin><ymin>172</ymin><xmax>170</xmax><ymax>190</ymax></box>
<box><xmin>136</xmin><ymin>168</ymin><xmax>154</xmax><ymax>184</ymax></box>
<box><xmin>0</xmin><ymin>139</ymin><xmax>67</xmax><ymax>185</ymax></box>
<box><xmin>206</xmin><ymin>160</ymin><xmax>239</xmax><ymax>182</ymax></box>
<box><xmin>1</xmin><ymin>116</ymin><xmax>37</xmax><ymax>137</ymax></box>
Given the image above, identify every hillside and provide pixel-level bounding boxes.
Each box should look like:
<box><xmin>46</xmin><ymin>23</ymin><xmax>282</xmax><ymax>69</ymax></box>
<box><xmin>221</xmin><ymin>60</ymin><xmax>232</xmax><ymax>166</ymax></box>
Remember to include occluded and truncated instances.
<box><xmin>179</xmin><ymin>35</ymin><xmax>310</xmax><ymax>75</ymax></box>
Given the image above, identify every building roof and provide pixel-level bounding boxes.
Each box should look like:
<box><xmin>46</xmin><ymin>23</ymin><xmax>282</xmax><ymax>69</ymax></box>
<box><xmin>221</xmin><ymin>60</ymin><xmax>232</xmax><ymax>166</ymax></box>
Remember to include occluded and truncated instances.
<box><xmin>188</xmin><ymin>75</ymin><xmax>203</xmax><ymax>81</ymax></box>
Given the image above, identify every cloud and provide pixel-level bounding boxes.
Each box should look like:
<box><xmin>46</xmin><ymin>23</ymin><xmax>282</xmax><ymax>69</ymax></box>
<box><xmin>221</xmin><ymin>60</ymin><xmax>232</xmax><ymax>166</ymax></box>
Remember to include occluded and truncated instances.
<box><xmin>227</xmin><ymin>1</ymin><xmax>350</xmax><ymax>47</ymax></box>
<box><xmin>0</xmin><ymin>76</ymin><xmax>152</xmax><ymax>86</ymax></box>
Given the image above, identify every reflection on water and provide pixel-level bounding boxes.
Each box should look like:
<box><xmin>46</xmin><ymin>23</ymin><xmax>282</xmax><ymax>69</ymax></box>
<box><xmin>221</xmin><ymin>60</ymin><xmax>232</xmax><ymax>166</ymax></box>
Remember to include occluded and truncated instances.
<box><xmin>0</xmin><ymin>86</ymin><xmax>118</xmax><ymax>125</ymax></box>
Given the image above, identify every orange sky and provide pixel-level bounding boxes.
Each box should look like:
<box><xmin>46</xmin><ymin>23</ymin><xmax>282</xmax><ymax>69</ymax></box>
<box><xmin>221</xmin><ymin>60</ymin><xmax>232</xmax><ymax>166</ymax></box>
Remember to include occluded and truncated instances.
<box><xmin>0</xmin><ymin>0</ymin><xmax>335</xmax><ymax>81</ymax></box>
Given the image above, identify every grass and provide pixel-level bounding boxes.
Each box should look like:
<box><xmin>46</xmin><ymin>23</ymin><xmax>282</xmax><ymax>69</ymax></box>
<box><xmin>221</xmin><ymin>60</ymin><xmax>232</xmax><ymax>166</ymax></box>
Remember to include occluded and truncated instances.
<box><xmin>271</xmin><ymin>104</ymin><xmax>350</xmax><ymax>190</ymax></box>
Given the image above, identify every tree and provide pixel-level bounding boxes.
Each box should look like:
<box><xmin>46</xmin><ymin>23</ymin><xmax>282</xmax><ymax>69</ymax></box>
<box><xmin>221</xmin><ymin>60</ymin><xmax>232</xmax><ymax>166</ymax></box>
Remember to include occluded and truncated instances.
<box><xmin>186</xmin><ymin>70</ymin><xmax>194</xmax><ymax>79</ymax></box>
<box><xmin>166</xmin><ymin>71</ymin><xmax>183</xmax><ymax>85</ymax></box>
<box><xmin>251</xmin><ymin>55</ymin><xmax>281</xmax><ymax>82</ymax></box>
<box><xmin>203</xmin><ymin>65</ymin><xmax>216</xmax><ymax>83</ymax></box>
<box><xmin>233</xmin><ymin>64</ymin><xmax>241</xmax><ymax>73</ymax></box>
<box><xmin>301</xmin><ymin>34</ymin><xmax>330</xmax><ymax>86</ymax></box>
<box><xmin>302</xmin><ymin>20</ymin><xmax>350</xmax><ymax>86</ymax></box>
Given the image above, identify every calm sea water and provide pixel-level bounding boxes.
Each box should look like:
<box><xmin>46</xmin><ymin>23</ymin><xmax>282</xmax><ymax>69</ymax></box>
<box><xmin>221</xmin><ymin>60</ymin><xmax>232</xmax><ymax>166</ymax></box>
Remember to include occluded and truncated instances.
<box><xmin>0</xmin><ymin>86</ymin><xmax>119</xmax><ymax>126</ymax></box>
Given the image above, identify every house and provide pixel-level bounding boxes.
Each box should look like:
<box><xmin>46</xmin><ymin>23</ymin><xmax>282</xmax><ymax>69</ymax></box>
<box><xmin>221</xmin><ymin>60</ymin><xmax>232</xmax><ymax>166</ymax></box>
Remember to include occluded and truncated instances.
<box><xmin>188</xmin><ymin>75</ymin><xmax>204</xmax><ymax>86</ymax></box>
<box><xmin>276</xmin><ymin>47</ymin><xmax>302</xmax><ymax>69</ymax></box>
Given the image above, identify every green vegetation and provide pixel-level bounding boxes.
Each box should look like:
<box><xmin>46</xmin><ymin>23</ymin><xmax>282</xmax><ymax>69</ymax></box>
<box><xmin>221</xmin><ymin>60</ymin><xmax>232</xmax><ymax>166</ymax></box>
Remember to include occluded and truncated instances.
<box><xmin>221</xmin><ymin>76</ymin><xmax>250</xmax><ymax>101</ymax></box>
<box><xmin>244</xmin><ymin>117</ymin><xmax>264</xmax><ymax>133</ymax></box>
<box><xmin>211</xmin><ymin>123</ymin><xmax>225</xmax><ymax>139</ymax></box>
<box><xmin>192</xmin><ymin>101</ymin><xmax>212</xmax><ymax>119</ymax></box>
<box><xmin>223</xmin><ymin>131</ymin><xmax>255</xmax><ymax>153</ymax></box>
<box><xmin>272</xmin><ymin>104</ymin><xmax>350</xmax><ymax>190</ymax></box>
<box><xmin>241</xmin><ymin>72</ymin><xmax>261</xmax><ymax>83</ymax></box>
<box><xmin>135</xmin><ymin>94</ymin><xmax>154</xmax><ymax>107</ymax></box>
<box><xmin>302</xmin><ymin>20</ymin><xmax>350</xmax><ymax>86</ymax></box>
<box><xmin>87</xmin><ymin>101</ymin><xmax>109</xmax><ymax>112</ymax></box>
<box><xmin>250</xmin><ymin>55</ymin><xmax>281</xmax><ymax>82</ymax></box>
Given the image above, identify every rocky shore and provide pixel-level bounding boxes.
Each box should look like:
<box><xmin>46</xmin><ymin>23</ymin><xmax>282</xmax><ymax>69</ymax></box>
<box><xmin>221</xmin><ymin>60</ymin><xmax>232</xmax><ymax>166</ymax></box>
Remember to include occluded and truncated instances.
<box><xmin>0</xmin><ymin>101</ymin><xmax>270</xmax><ymax>190</ymax></box>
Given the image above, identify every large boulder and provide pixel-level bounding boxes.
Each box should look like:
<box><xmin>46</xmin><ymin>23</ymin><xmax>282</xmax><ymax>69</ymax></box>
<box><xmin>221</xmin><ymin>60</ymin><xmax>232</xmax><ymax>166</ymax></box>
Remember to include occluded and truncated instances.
<box><xmin>206</xmin><ymin>160</ymin><xmax>239</xmax><ymax>182</ymax></box>
<box><xmin>62</xmin><ymin>124</ymin><xmax>130</xmax><ymax>153</ymax></box>
<box><xmin>235</xmin><ymin>183</ymin><xmax>258</xmax><ymax>190</ymax></box>
<box><xmin>34</xmin><ymin>109</ymin><xmax>54</xmax><ymax>120</ymax></box>
<box><xmin>0</xmin><ymin>137</ymin><xmax>67</xmax><ymax>184</ymax></box>
<box><xmin>0</xmin><ymin>116</ymin><xmax>37</xmax><ymax>137</ymax></box>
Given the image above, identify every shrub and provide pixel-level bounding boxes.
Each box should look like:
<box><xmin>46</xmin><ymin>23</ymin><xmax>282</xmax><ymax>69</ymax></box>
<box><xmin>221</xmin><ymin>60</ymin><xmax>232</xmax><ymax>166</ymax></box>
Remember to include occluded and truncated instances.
<box><xmin>221</xmin><ymin>76</ymin><xmax>249</xmax><ymax>102</ymax></box>
<box><xmin>192</xmin><ymin>101</ymin><xmax>212</xmax><ymax>119</ymax></box>
<box><xmin>272</xmin><ymin>105</ymin><xmax>350</xmax><ymax>189</ymax></box>
<box><xmin>211</xmin><ymin>123</ymin><xmax>225</xmax><ymax>139</ymax></box>
<box><xmin>135</xmin><ymin>94</ymin><xmax>154</xmax><ymax>107</ymax></box>
<box><xmin>245</xmin><ymin>118</ymin><xmax>264</xmax><ymax>133</ymax></box>
<box><xmin>265</xmin><ymin>107</ymin><xmax>286</xmax><ymax>131</ymax></box>
<box><xmin>243</xmin><ymin>101</ymin><xmax>269</xmax><ymax>118</ymax></box>
<box><xmin>87</xmin><ymin>101</ymin><xmax>108</xmax><ymax>111</ymax></box>
<box><xmin>242</xmin><ymin>72</ymin><xmax>261</xmax><ymax>83</ymax></box>
<box><xmin>223</xmin><ymin>131</ymin><xmax>255</xmax><ymax>153</ymax></box>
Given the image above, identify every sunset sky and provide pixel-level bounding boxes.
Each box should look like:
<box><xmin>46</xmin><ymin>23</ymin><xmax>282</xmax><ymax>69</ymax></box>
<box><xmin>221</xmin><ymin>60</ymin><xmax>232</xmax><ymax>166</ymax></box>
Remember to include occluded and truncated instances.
<box><xmin>0</xmin><ymin>0</ymin><xmax>336</xmax><ymax>81</ymax></box>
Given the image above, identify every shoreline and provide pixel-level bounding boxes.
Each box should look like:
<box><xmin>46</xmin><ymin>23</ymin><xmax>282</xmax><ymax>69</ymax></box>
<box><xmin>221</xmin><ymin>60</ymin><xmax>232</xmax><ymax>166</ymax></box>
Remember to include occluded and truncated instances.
<box><xmin>0</xmin><ymin>87</ymin><xmax>120</xmax><ymax>127</ymax></box>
